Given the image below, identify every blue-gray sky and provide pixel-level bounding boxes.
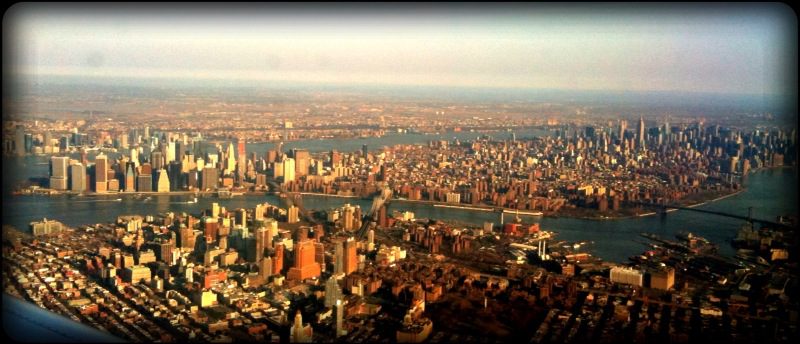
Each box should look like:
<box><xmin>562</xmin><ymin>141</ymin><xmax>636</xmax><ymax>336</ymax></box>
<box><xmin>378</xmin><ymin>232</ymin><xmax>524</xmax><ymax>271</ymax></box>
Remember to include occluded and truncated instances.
<box><xmin>4</xmin><ymin>3</ymin><xmax>796</xmax><ymax>95</ymax></box>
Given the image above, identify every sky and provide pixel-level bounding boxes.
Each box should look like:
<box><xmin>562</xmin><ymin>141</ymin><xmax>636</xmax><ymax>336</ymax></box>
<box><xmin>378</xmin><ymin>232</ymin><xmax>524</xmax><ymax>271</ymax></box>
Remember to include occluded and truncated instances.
<box><xmin>3</xmin><ymin>3</ymin><xmax>796</xmax><ymax>96</ymax></box>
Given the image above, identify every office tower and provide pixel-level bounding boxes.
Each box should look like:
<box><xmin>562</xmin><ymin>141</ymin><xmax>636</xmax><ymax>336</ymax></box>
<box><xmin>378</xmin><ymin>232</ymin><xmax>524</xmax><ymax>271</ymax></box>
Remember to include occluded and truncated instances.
<box><xmin>378</xmin><ymin>205</ymin><xmax>388</xmax><ymax>227</ymax></box>
<box><xmin>150</xmin><ymin>150</ymin><xmax>164</xmax><ymax>171</ymax></box>
<box><xmin>287</xmin><ymin>239</ymin><xmax>321</xmax><ymax>281</ymax></box>
<box><xmin>343</xmin><ymin>237</ymin><xmax>357</xmax><ymax>275</ymax></box>
<box><xmin>14</xmin><ymin>127</ymin><xmax>25</xmax><ymax>156</ymax></box>
<box><xmin>330</xmin><ymin>150</ymin><xmax>342</xmax><ymax>167</ymax></box>
<box><xmin>283</xmin><ymin>157</ymin><xmax>296</xmax><ymax>185</ymax></box>
<box><xmin>167</xmin><ymin>161</ymin><xmax>182</xmax><ymax>190</ymax></box>
<box><xmin>95</xmin><ymin>154</ymin><xmax>108</xmax><ymax>193</ymax></box>
<box><xmin>325</xmin><ymin>277</ymin><xmax>343</xmax><ymax>308</ymax></box>
<box><xmin>137</xmin><ymin>172</ymin><xmax>153</xmax><ymax>192</ymax></box>
<box><xmin>255</xmin><ymin>227</ymin><xmax>268</xmax><ymax>263</ymax></box>
<box><xmin>315</xmin><ymin>242</ymin><xmax>325</xmax><ymax>272</ymax></box>
<box><xmin>254</xmin><ymin>204</ymin><xmax>265</xmax><ymax>221</ymax></box>
<box><xmin>273</xmin><ymin>243</ymin><xmax>284</xmax><ymax>275</ymax></box>
<box><xmin>69</xmin><ymin>163</ymin><xmax>86</xmax><ymax>192</ymax></box>
<box><xmin>273</xmin><ymin>161</ymin><xmax>284</xmax><ymax>179</ymax></box>
<box><xmin>211</xmin><ymin>202</ymin><xmax>220</xmax><ymax>218</ymax></box>
<box><xmin>225</xmin><ymin>142</ymin><xmax>236</xmax><ymax>176</ymax></box>
<box><xmin>201</xmin><ymin>166</ymin><xmax>219</xmax><ymax>190</ymax></box>
<box><xmin>49</xmin><ymin>156</ymin><xmax>69</xmax><ymax>190</ymax></box>
<box><xmin>288</xmin><ymin>205</ymin><xmax>300</xmax><ymax>224</ymax></box>
<box><xmin>266</xmin><ymin>150</ymin><xmax>278</xmax><ymax>163</ymax></box>
<box><xmin>334</xmin><ymin>240</ymin><xmax>344</xmax><ymax>275</ymax></box>
<box><xmin>59</xmin><ymin>136</ymin><xmax>69</xmax><ymax>151</ymax></box>
<box><xmin>618</xmin><ymin>120</ymin><xmax>627</xmax><ymax>140</ymax></box>
<box><xmin>130</xmin><ymin>148</ymin><xmax>139</xmax><ymax>167</ymax></box>
<box><xmin>156</xmin><ymin>169</ymin><xmax>170</xmax><ymax>192</ymax></box>
<box><xmin>237</xmin><ymin>138</ymin><xmax>246</xmax><ymax>181</ymax></box>
<box><xmin>637</xmin><ymin>116</ymin><xmax>646</xmax><ymax>148</ymax></box>
<box><xmin>292</xmin><ymin>149</ymin><xmax>310</xmax><ymax>177</ymax></box>
<box><xmin>235</xmin><ymin>209</ymin><xmax>247</xmax><ymax>229</ymax></box>
<box><xmin>24</xmin><ymin>133</ymin><xmax>33</xmax><ymax>154</ymax></box>
<box><xmin>290</xmin><ymin>311</ymin><xmax>313</xmax><ymax>343</ymax></box>
<box><xmin>165</xmin><ymin>140</ymin><xmax>175</xmax><ymax>163</ymax></box>
<box><xmin>125</xmin><ymin>162</ymin><xmax>136</xmax><ymax>192</ymax></box>
<box><xmin>367</xmin><ymin>229</ymin><xmax>375</xmax><ymax>251</ymax></box>
<box><xmin>260</xmin><ymin>256</ymin><xmax>273</xmax><ymax>278</ymax></box>
<box><xmin>343</xmin><ymin>204</ymin><xmax>355</xmax><ymax>231</ymax></box>
<box><xmin>362</xmin><ymin>144</ymin><xmax>368</xmax><ymax>157</ymax></box>
<box><xmin>335</xmin><ymin>299</ymin><xmax>344</xmax><ymax>338</ymax></box>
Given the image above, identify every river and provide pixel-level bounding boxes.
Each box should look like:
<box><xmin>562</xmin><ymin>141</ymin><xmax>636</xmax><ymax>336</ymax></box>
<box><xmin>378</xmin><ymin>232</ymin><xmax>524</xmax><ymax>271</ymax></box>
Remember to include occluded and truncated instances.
<box><xmin>2</xmin><ymin>130</ymin><xmax>796</xmax><ymax>263</ymax></box>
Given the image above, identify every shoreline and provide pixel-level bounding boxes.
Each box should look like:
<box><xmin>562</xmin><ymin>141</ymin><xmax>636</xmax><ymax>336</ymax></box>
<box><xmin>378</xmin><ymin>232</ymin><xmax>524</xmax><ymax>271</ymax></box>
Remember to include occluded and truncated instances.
<box><xmin>10</xmin><ymin>166</ymin><xmax>791</xmax><ymax>221</ymax></box>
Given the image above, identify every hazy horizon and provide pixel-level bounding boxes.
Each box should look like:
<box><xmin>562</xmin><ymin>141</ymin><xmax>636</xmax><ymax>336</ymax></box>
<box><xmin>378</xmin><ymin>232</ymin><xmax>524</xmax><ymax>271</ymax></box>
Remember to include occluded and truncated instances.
<box><xmin>4</xmin><ymin>3</ymin><xmax>796</xmax><ymax>98</ymax></box>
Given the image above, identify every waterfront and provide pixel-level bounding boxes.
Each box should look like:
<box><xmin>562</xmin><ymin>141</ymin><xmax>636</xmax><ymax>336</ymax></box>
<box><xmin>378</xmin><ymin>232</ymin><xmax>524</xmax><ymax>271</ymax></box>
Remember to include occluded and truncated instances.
<box><xmin>4</xmin><ymin>147</ymin><xmax>795</xmax><ymax>263</ymax></box>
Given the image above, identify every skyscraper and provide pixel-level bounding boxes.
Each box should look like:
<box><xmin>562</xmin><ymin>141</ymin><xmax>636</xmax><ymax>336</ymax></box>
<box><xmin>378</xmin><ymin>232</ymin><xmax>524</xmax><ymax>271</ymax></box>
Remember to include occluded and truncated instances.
<box><xmin>69</xmin><ymin>163</ymin><xmax>86</xmax><ymax>192</ymax></box>
<box><xmin>125</xmin><ymin>162</ymin><xmax>136</xmax><ymax>192</ymax></box>
<box><xmin>334</xmin><ymin>240</ymin><xmax>344</xmax><ymax>275</ymax></box>
<box><xmin>288</xmin><ymin>205</ymin><xmax>300</xmax><ymax>224</ymax></box>
<box><xmin>286</xmin><ymin>239</ymin><xmax>321</xmax><ymax>281</ymax></box>
<box><xmin>292</xmin><ymin>149</ymin><xmax>310</xmax><ymax>177</ymax></box>
<box><xmin>325</xmin><ymin>277</ymin><xmax>343</xmax><ymax>308</ymax></box>
<box><xmin>225</xmin><ymin>142</ymin><xmax>236</xmax><ymax>176</ymax></box>
<box><xmin>283</xmin><ymin>157</ymin><xmax>296</xmax><ymax>185</ymax></box>
<box><xmin>637</xmin><ymin>116</ymin><xmax>646</xmax><ymax>149</ymax></box>
<box><xmin>255</xmin><ymin>227</ymin><xmax>268</xmax><ymax>263</ymax></box>
<box><xmin>343</xmin><ymin>237</ymin><xmax>357</xmax><ymax>275</ymax></box>
<box><xmin>151</xmin><ymin>150</ymin><xmax>164</xmax><ymax>171</ymax></box>
<box><xmin>156</xmin><ymin>169</ymin><xmax>170</xmax><ymax>192</ymax></box>
<box><xmin>201</xmin><ymin>166</ymin><xmax>219</xmax><ymax>191</ymax></box>
<box><xmin>237</xmin><ymin>138</ymin><xmax>246</xmax><ymax>182</ymax></box>
<box><xmin>95</xmin><ymin>154</ymin><xmax>108</xmax><ymax>193</ymax></box>
<box><xmin>49</xmin><ymin>156</ymin><xmax>69</xmax><ymax>190</ymax></box>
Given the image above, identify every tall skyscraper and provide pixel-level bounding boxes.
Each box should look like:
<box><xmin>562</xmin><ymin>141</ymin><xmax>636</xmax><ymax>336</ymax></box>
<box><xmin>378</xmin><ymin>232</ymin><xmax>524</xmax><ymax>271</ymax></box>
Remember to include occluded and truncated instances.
<box><xmin>290</xmin><ymin>311</ymin><xmax>313</xmax><ymax>343</ymax></box>
<box><xmin>283</xmin><ymin>157</ymin><xmax>296</xmax><ymax>185</ymax></box>
<box><xmin>343</xmin><ymin>237</ymin><xmax>357</xmax><ymax>275</ymax></box>
<box><xmin>335</xmin><ymin>299</ymin><xmax>344</xmax><ymax>338</ymax></box>
<box><xmin>69</xmin><ymin>163</ymin><xmax>86</xmax><ymax>192</ymax></box>
<box><xmin>334</xmin><ymin>240</ymin><xmax>344</xmax><ymax>275</ymax></box>
<box><xmin>14</xmin><ymin>127</ymin><xmax>25</xmax><ymax>156</ymax></box>
<box><xmin>325</xmin><ymin>277</ymin><xmax>343</xmax><ymax>308</ymax></box>
<box><xmin>273</xmin><ymin>243</ymin><xmax>285</xmax><ymax>276</ymax></box>
<box><xmin>125</xmin><ymin>162</ymin><xmax>136</xmax><ymax>192</ymax></box>
<box><xmin>618</xmin><ymin>119</ymin><xmax>627</xmax><ymax>141</ymax></box>
<box><xmin>637</xmin><ymin>116</ymin><xmax>646</xmax><ymax>148</ymax></box>
<box><xmin>292</xmin><ymin>149</ymin><xmax>310</xmax><ymax>177</ymax></box>
<box><xmin>287</xmin><ymin>239</ymin><xmax>321</xmax><ymax>281</ymax></box>
<box><xmin>255</xmin><ymin>227</ymin><xmax>269</xmax><ymax>263</ymax></box>
<box><xmin>95</xmin><ymin>154</ymin><xmax>108</xmax><ymax>193</ymax></box>
<box><xmin>225</xmin><ymin>142</ymin><xmax>236</xmax><ymax>176</ymax></box>
<box><xmin>260</xmin><ymin>256</ymin><xmax>273</xmax><ymax>278</ymax></box>
<box><xmin>237</xmin><ymin>138</ymin><xmax>246</xmax><ymax>182</ymax></box>
<box><xmin>288</xmin><ymin>206</ymin><xmax>300</xmax><ymax>224</ymax></box>
<box><xmin>49</xmin><ymin>156</ymin><xmax>69</xmax><ymax>190</ymax></box>
<box><xmin>201</xmin><ymin>167</ymin><xmax>219</xmax><ymax>191</ymax></box>
<box><xmin>156</xmin><ymin>169</ymin><xmax>170</xmax><ymax>192</ymax></box>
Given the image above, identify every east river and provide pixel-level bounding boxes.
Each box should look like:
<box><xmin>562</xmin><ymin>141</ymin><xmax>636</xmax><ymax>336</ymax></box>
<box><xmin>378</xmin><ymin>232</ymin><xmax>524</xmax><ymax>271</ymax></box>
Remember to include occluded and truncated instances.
<box><xmin>3</xmin><ymin>130</ymin><xmax>797</xmax><ymax>263</ymax></box>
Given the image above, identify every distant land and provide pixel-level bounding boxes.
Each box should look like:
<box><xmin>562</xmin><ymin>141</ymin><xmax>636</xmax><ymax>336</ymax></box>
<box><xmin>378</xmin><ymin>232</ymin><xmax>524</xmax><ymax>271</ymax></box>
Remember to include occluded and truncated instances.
<box><xmin>5</xmin><ymin>73</ymin><xmax>793</xmax><ymax>114</ymax></box>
